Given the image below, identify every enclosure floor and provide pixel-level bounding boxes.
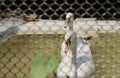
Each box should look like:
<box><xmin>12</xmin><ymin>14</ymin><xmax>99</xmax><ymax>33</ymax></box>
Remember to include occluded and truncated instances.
<box><xmin>0</xmin><ymin>33</ymin><xmax>120</xmax><ymax>78</ymax></box>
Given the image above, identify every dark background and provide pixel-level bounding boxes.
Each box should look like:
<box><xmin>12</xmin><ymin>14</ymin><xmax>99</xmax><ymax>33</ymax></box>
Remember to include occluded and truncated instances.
<box><xmin>0</xmin><ymin>0</ymin><xmax>120</xmax><ymax>20</ymax></box>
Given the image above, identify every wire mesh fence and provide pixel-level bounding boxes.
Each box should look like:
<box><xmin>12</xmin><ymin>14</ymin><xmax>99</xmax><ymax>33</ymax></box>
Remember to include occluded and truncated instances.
<box><xmin>1</xmin><ymin>0</ymin><xmax>120</xmax><ymax>20</ymax></box>
<box><xmin>0</xmin><ymin>0</ymin><xmax>120</xmax><ymax>78</ymax></box>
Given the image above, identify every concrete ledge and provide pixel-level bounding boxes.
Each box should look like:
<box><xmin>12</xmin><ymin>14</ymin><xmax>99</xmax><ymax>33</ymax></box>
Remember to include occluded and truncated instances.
<box><xmin>0</xmin><ymin>17</ymin><xmax>120</xmax><ymax>42</ymax></box>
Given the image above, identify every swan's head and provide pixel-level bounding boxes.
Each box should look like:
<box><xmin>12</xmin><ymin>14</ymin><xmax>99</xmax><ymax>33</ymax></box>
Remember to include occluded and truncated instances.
<box><xmin>64</xmin><ymin>30</ymin><xmax>77</xmax><ymax>53</ymax></box>
<box><xmin>64</xmin><ymin>12</ymin><xmax>74</xmax><ymax>28</ymax></box>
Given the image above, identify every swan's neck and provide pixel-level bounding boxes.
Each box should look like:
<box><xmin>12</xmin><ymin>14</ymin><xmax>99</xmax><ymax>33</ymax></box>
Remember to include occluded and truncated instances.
<box><xmin>69</xmin><ymin>21</ymin><xmax>73</xmax><ymax>30</ymax></box>
<box><xmin>71</xmin><ymin>40</ymin><xmax>77</xmax><ymax>78</ymax></box>
<box><xmin>71</xmin><ymin>44</ymin><xmax>77</xmax><ymax>65</ymax></box>
<box><xmin>69</xmin><ymin>25</ymin><xmax>73</xmax><ymax>30</ymax></box>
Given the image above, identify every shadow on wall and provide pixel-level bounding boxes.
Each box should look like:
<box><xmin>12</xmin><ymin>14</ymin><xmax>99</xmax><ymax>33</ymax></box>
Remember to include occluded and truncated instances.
<box><xmin>0</xmin><ymin>26</ymin><xmax>20</xmax><ymax>43</ymax></box>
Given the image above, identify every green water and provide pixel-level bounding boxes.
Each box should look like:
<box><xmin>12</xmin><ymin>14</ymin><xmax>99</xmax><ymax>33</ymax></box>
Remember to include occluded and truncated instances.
<box><xmin>0</xmin><ymin>33</ymin><xmax>120</xmax><ymax>78</ymax></box>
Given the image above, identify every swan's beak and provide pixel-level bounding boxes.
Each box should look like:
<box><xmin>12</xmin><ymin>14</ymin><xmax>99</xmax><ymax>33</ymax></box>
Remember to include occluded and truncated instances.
<box><xmin>65</xmin><ymin>39</ymin><xmax>71</xmax><ymax>53</ymax></box>
<box><xmin>64</xmin><ymin>18</ymin><xmax>70</xmax><ymax>28</ymax></box>
<box><xmin>65</xmin><ymin>43</ymin><xmax>70</xmax><ymax>53</ymax></box>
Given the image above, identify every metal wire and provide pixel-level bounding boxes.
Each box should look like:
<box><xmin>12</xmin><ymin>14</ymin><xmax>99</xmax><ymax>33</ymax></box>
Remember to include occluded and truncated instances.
<box><xmin>0</xmin><ymin>0</ymin><xmax>120</xmax><ymax>78</ymax></box>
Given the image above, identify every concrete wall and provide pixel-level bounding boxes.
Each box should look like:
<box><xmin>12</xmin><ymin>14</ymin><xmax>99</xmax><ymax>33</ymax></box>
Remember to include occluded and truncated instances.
<box><xmin>0</xmin><ymin>17</ymin><xmax>120</xmax><ymax>42</ymax></box>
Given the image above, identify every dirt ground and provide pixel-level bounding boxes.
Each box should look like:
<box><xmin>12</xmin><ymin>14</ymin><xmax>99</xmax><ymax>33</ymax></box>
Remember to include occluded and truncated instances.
<box><xmin>0</xmin><ymin>33</ymin><xmax>120</xmax><ymax>78</ymax></box>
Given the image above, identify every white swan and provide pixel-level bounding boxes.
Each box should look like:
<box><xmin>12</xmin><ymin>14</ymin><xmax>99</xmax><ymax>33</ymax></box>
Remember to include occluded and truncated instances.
<box><xmin>57</xmin><ymin>13</ymin><xmax>95</xmax><ymax>78</ymax></box>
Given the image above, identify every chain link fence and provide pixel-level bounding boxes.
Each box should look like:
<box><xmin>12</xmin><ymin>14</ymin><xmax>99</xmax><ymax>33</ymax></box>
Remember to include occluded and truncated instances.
<box><xmin>0</xmin><ymin>0</ymin><xmax>120</xmax><ymax>78</ymax></box>
<box><xmin>1</xmin><ymin>0</ymin><xmax>120</xmax><ymax>20</ymax></box>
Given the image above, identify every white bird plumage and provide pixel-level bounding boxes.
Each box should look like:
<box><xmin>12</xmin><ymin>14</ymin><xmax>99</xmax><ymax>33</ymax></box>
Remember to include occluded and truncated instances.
<box><xmin>57</xmin><ymin>12</ymin><xmax>95</xmax><ymax>78</ymax></box>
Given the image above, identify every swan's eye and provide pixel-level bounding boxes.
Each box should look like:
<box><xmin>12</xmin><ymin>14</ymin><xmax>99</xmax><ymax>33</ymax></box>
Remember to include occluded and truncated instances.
<box><xmin>65</xmin><ymin>38</ymin><xmax>71</xmax><ymax>45</ymax></box>
<box><xmin>66</xmin><ymin>18</ymin><xmax>70</xmax><ymax>23</ymax></box>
